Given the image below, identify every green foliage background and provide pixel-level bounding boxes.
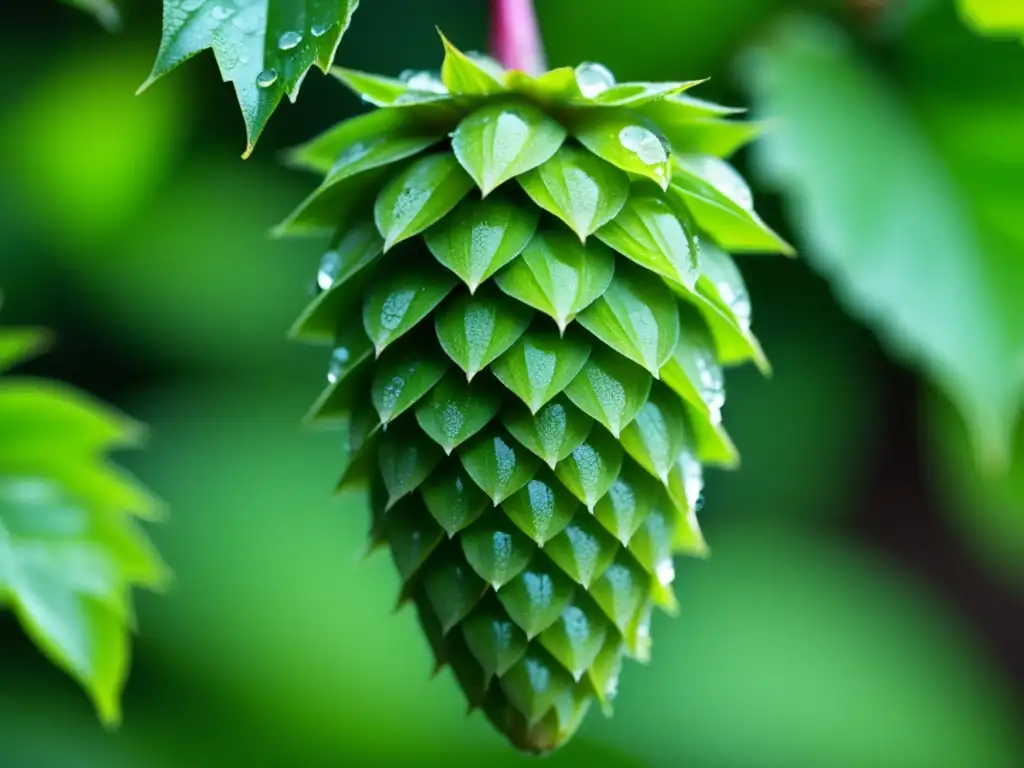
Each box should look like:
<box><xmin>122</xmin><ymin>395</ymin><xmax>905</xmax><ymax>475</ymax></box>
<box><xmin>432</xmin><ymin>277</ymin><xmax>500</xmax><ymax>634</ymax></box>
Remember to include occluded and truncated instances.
<box><xmin>1</xmin><ymin>0</ymin><xmax>1022</xmax><ymax>765</ymax></box>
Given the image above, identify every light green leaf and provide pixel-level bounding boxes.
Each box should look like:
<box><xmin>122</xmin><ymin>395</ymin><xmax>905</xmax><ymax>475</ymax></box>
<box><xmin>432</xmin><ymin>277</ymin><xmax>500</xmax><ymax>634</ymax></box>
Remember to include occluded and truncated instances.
<box><xmin>459</xmin><ymin>428</ymin><xmax>542</xmax><ymax>505</ymax></box>
<box><xmin>689</xmin><ymin>403</ymin><xmax>739</xmax><ymax>468</ymax></box>
<box><xmin>330</xmin><ymin>67</ymin><xmax>452</xmax><ymax>107</ymax></box>
<box><xmin>362</xmin><ymin>259</ymin><xmax>457</xmax><ymax>355</ymax></box>
<box><xmin>460</xmin><ymin>512</ymin><xmax>536</xmax><ymax>589</ymax></box>
<box><xmin>500</xmin><ymin>647</ymin><xmax>574</xmax><ymax>723</ymax></box>
<box><xmin>543</xmin><ymin>512</ymin><xmax>619</xmax><ymax>589</ymax></box>
<box><xmin>589</xmin><ymin>552</ymin><xmax>648</xmax><ymax>634</ymax></box>
<box><xmin>596</xmin><ymin>192</ymin><xmax>700</xmax><ymax>290</ymax></box>
<box><xmin>747</xmin><ymin>19</ymin><xmax>1024</xmax><ymax>463</ymax></box>
<box><xmin>577</xmin><ymin>81</ymin><xmax>704</xmax><ymax>108</ymax></box>
<box><xmin>0</xmin><ymin>328</ymin><xmax>49</xmax><ymax>373</ymax></box>
<box><xmin>434</xmin><ymin>287</ymin><xmax>533</xmax><ymax>380</ymax></box>
<box><xmin>572</xmin><ymin>110</ymin><xmax>672</xmax><ymax>190</ymax></box>
<box><xmin>377</xmin><ymin>427</ymin><xmax>444</xmax><ymax>509</ymax></box>
<box><xmin>660</xmin><ymin>303</ymin><xmax>725</xmax><ymax>421</ymax></box>
<box><xmin>491</xmin><ymin>331</ymin><xmax>592</xmax><ymax>414</ymax></box>
<box><xmin>577</xmin><ymin>263</ymin><xmax>680</xmax><ymax>377</ymax></box>
<box><xmin>517</xmin><ymin>145</ymin><xmax>631</xmax><ymax>241</ymax></box>
<box><xmin>452</xmin><ymin>102</ymin><xmax>567</xmax><ymax>196</ymax></box>
<box><xmin>494</xmin><ymin>231</ymin><xmax>616</xmax><ymax>332</ymax></box>
<box><xmin>414</xmin><ymin>372</ymin><xmax>503</xmax><ymax>454</ymax></box>
<box><xmin>638</xmin><ymin>93</ymin><xmax>746</xmax><ymax>123</ymax></box>
<box><xmin>502</xmin><ymin>397</ymin><xmax>595</xmax><ymax>470</ymax></box>
<box><xmin>439</xmin><ymin>33</ymin><xmax>506</xmax><ymax>96</ymax></box>
<box><xmin>140</xmin><ymin>0</ymin><xmax>361</xmax><ymax>157</ymax></box>
<box><xmin>506</xmin><ymin>67</ymin><xmax>581</xmax><ymax>103</ymax></box>
<box><xmin>424</xmin><ymin>197</ymin><xmax>539</xmax><ymax>293</ymax></box>
<box><xmin>538</xmin><ymin>596</ymin><xmax>610</xmax><ymax>682</ymax></box>
<box><xmin>374</xmin><ymin>153</ymin><xmax>475</xmax><ymax>251</ymax></box>
<box><xmin>419</xmin><ymin>461</ymin><xmax>491</xmax><ymax>537</ymax></box>
<box><xmin>594</xmin><ymin>460</ymin><xmax>663</xmax><ymax>546</ymax></box>
<box><xmin>555</xmin><ymin>427</ymin><xmax>624</xmax><ymax>511</ymax></box>
<box><xmin>958</xmin><ymin>0</ymin><xmax>1024</xmax><ymax>40</ymax></box>
<box><xmin>60</xmin><ymin>0</ymin><xmax>120</xmax><ymax>30</ymax></box>
<box><xmin>620</xmin><ymin>383</ymin><xmax>689</xmax><ymax>484</ymax></box>
<box><xmin>501</xmin><ymin>469</ymin><xmax>580</xmax><ymax>547</ymax></box>
<box><xmin>669</xmin><ymin>155</ymin><xmax>794</xmax><ymax>255</ymax></box>
<box><xmin>371</xmin><ymin>342</ymin><xmax>450</xmax><ymax>425</ymax></box>
<box><xmin>498</xmin><ymin>555</ymin><xmax>576</xmax><ymax>638</ymax></box>
<box><xmin>564</xmin><ymin>346</ymin><xmax>652</xmax><ymax>438</ymax></box>
<box><xmin>660</xmin><ymin>118</ymin><xmax>763</xmax><ymax>159</ymax></box>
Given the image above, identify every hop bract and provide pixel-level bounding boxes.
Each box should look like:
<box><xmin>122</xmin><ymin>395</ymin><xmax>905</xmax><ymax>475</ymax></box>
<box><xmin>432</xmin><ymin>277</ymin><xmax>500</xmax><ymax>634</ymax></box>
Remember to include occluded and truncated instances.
<box><xmin>280</xmin><ymin>34</ymin><xmax>791</xmax><ymax>753</ymax></box>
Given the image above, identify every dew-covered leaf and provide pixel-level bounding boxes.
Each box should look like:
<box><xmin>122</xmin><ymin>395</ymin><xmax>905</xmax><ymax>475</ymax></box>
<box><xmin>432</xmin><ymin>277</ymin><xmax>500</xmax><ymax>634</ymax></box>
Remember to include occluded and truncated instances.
<box><xmin>502</xmin><ymin>397</ymin><xmax>595</xmax><ymax>470</ymax></box>
<box><xmin>141</xmin><ymin>0</ymin><xmax>360</xmax><ymax>156</ymax></box>
<box><xmin>539</xmin><ymin>595</ymin><xmax>611</xmax><ymax>681</ymax></box>
<box><xmin>597</xmin><ymin>191</ymin><xmax>700</xmax><ymax>290</ymax></box>
<box><xmin>563</xmin><ymin>346</ymin><xmax>651</xmax><ymax>438</ymax></box>
<box><xmin>555</xmin><ymin>427</ymin><xmax>624</xmax><ymax>510</ymax></box>
<box><xmin>627</xmin><ymin>504</ymin><xmax>676</xmax><ymax>592</ymax></box>
<box><xmin>491</xmin><ymin>331</ymin><xmax>592</xmax><ymax>414</ymax></box>
<box><xmin>440</xmin><ymin>33</ymin><xmax>506</xmax><ymax>95</ymax></box>
<box><xmin>374</xmin><ymin>153</ymin><xmax>474</xmax><ymax>251</ymax></box>
<box><xmin>330</xmin><ymin>67</ymin><xmax>451</xmax><ymax>107</ymax></box>
<box><xmin>424</xmin><ymin>197</ymin><xmax>539</xmax><ymax>293</ymax></box>
<box><xmin>363</xmin><ymin>259</ymin><xmax>457</xmax><ymax>355</ymax></box>
<box><xmin>578</xmin><ymin>81</ymin><xmax>703</xmax><ymax>108</ymax></box>
<box><xmin>419</xmin><ymin>461</ymin><xmax>491</xmax><ymax>537</ymax></box>
<box><xmin>594</xmin><ymin>460</ymin><xmax>663</xmax><ymax>546</ymax></box>
<box><xmin>577</xmin><ymin>263</ymin><xmax>680</xmax><ymax>376</ymax></box>
<box><xmin>497</xmin><ymin>555</ymin><xmax>576</xmax><ymax>638</ymax></box>
<box><xmin>589</xmin><ymin>552</ymin><xmax>648</xmax><ymax>633</ymax></box>
<box><xmin>572</xmin><ymin>110</ymin><xmax>672</xmax><ymax>190</ymax></box>
<box><xmin>501</xmin><ymin>470</ymin><xmax>580</xmax><ymax>546</ymax></box>
<box><xmin>460</xmin><ymin>511</ymin><xmax>536</xmax><ymax>589</ymax></box>
<box><xmin>517</xmin><ymin>145</ymin><xmax>631</xmax><ymax>241</ymax></box>
<box><xmin>500</xmin><ymin>646</ymin><xmax>575</xmax><ymax>723</ymax></box>
<box><xmin>452</xmin><ymin>102</ymin><xmax>566</xmax><ymax>196</ymax></box>
<box><xmin>660</xmin><ymin>118</ymin><xmax>763</xmax><ymax>159</ymax></box>
<box><xmin>371</xmin><ymin>341</ymin><xmax>449</xmax><ymax>425</ymax></box>
<box><xmin>377</xmin><ymin>427</ymin><xmax>444</xmax><ymax>508</ymax></box>
<box><xmin>304</xmin><ymin>326</ymin><xmax>375</xmax><ymax>424</ymax></box>
<box><xmin>620</xmin><ymin>383</ymin><xmax>689</xmax><ymax>484</ymax></box>
<box><xmin>660</xmin><ymin>303</ymin><xmax>725</xmax><ymax>422</ymax></box>
<box><xmin>461</xmin><ymin>597</ymin><xmax>529</xmax><ymax>679</ymax></box>
<box><xmin>459</xmin><ymin>428</ymin><xmax>542</xmax><ymax>505</ymax></box>
<box><xmin>414</xmin><ymin>371</ymin><xmax>502</xmax><ymax>454</ymax></box>
<box><xmin>494</xmin><ymin>231</ymin><xmax>615</xmax><ymax>332</ymax></box>
<box><xmin>435</xmin><ymin>286</ymin><xmax>533</xmax><ymax>380</ymax></box>
<box><xmin>544</xmin><ymin>512</ymin><xmax>619</xmax><ymax>589</ymax></box>
<box><xmin>420</xmin><ymin>543</ymin><xmax>488</xmax><ymax>633</ymax></box>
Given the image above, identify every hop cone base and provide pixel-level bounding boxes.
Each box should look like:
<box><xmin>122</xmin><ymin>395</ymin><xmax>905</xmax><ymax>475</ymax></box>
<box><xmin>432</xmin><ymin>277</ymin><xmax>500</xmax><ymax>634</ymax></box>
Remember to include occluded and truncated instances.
<box><xmin>283</xmin><ymin>35</ymin><xmax>789</xmax><ymax>753</ymax></box>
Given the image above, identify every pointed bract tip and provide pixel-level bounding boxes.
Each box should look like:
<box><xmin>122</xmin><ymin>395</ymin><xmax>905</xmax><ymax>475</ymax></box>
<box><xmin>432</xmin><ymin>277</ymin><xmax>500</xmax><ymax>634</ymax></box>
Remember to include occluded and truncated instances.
<box><xmin>546</xmin><ymin>458</ymin><xmax>557</xmax><ymax>470</ymax></box>
<box><xmin>135</xmin><ymin>75</ymin><xmax>157</xmax><ymax>97</ymax></box>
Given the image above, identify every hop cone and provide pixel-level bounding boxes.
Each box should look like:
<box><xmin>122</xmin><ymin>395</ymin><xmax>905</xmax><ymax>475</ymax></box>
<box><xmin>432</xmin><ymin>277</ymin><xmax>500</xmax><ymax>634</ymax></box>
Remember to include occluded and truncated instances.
<box><xmin>279</xmin><ymin>35</ymin><xmax>791</xmax><ymax>753</ymax></box>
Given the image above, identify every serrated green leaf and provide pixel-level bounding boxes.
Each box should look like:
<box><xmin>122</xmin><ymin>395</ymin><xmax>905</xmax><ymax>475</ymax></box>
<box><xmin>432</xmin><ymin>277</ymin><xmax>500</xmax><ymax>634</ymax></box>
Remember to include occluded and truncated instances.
<box><xmin>500</xmin><ymin>647</ymin><xmax>574</xmax><ymax>724</ymax></box>
<box><xmin>362</xmin><ymin>258</ymin><xmax>457</xmax><ymax>355</ymax></box>
<box><xmin>434</xmin><ymin>286</ymin><xmax>533</xmax><ymax>380</ymax></box>
<box><xmin>495</xmin><ymin>231</ymin><xmax>615</xmax><ymax>332</ymax></box>
<box><xmin>141</xmin><ymin>0</ymin><xmax>360</xmax><ymax>157</ymax></box>
<box><xmin>424</xmin><ymin>197</ymin><xmax>539</xmax><ymax>293</ymax></box>
<box><xmin>669</xmin><ymin>155</ymin><xmax>794</xmax><ymax>255</ymax></box>
<box><xmin>290</xmin><ymin>222</ymin><xmax>384</xmax><ymax>344</ymax></box>
<box><xmin>421</xmin><ymin>543</ymin><xmax>488</xmax><ymax>633</ymax></box>
<box><xmin>419</xmin><ymin>461</ymin><xmax>491</xmax><ymax>537</ymax></box>
<box><xmin>500</xmin><ymin>470</ymin><xmax>580</xmax><ymax>546</ymax></box>
<box><xmin>459</xmin><ymin>428</ymin><xmax>542</xmax><ymax>505</ymax></box>
<box><xmin>374</xmin><ymin>153</ymin><xmax>475</xmax><ymax>251</ymax></box>
<box><xmin>596</xmin><ymin>192</ymin><xmax>700</xmax><ymax>290</ymax></box>
<box><xmin>60</xmin><ymin>0</ymin><xmax>121</xmax><ymax>30</ymax></box>
<box><xmin>383</xmin><ymin>496</ymin><xmax>444</xmax><ymax>583</ymax></box>
<box><xmin>577</xmin><ymin>263</ymin><xmax>680</xmax><ymax>377</ymax></box>
<box><xmin>555</xmin><ymin>427</ymin><xmax>624</xmax><ymax>511</ymax></box>
<box><xmin>502</xmin><ymin>397</ymin><xmax>595</xmax><ymax>470</ymax></box>
<box><xmin>539</xmin><ymin>595</ymin><xmax>611</xmax><ymax>681</ymax></box>
<box><xmin>497</xmin><ymin>555</ymin><xmax>576</xmax><ymax>638</ymax></box>
<box><xmin>377</xmin><ymin>427</ymin><xmax>444</xmax><ymax>509</ymax></box>
<box><xmin>594</xmin><ymin>460</ymin><xmax>662</xmax><ymax>546</ymax></box>
<box><xmin>544</xmin><ymin>511</ymin><xmax>619</xmax><ymax>589</ymax></box>
<box><xmin>518</xmin><ymin>145</ymin><xmax>630</xmax><ymax>241</ymax></box>
<box><xmin>620</xmin><ymin>383</ymin><xmax>689</xmax><ymax>484</ymax></box>
<box><xmin>371</xmin><ymin>342</ymin><xmax>450</xmax><ymax>425</ymax></box>
<box><xmin>572</xmin><ymin>110</ymin><xmax>672</xmax><ymax>190</ymax></box>
<box><xmin>330</xmin><ymin>67</ymin><xmax>451</xmax><ymax>107</ymax></box>
<box><xmin>460</xmin><ymin>511</ymin><xmax>536</xmax><ymax>589</ymax></box>
<box><xmin>491</xmin><ymin>331</ymin><xmax>592</xmax><ymax>414</ymax></box>
<box><xmin>0</xmin><ymin>328</ymin><xmax>49</xmax><ymax>373</ymax></box>
<box><xmin>589</xmin><ymin>552</ymin><xmax>648</xmax><ymax>634</ymax></box>
<box><xmin>460</xmin><ymin>598</ymin><xmax>528</xmax><ymax>679</ymax></box>
<box><xmin>414</xmin><ymin>371</ymin><xmax>503</xmax><ymax>454</ymax></box>
<box><xmin>439</xmin><ymin>33</ymin><xmax>506</xmax><ymax>96</ymax></box>
<box><xmin>660</xmin><ymin>118</ymin><xmax>763</xmax><ymax>159</ymax></box>
<box><xmin>563</xmin><ymin>346</ymin><xmax>652</xmax><ymax>438</ymax></box>
<box><xmin>452</xmin><ymin>102</ymin><xmax>567</xmax><ymax>196</ymax></box>
<box><xmin>660</xmin><ymin>303</ymin><xmax>725</xmax><ymax>421</ymax></box>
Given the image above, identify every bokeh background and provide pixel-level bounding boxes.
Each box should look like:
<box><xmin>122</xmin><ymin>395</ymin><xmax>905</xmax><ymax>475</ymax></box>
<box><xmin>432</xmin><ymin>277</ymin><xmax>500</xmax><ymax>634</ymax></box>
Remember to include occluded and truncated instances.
<box><xmin>1</xmin><ymin>0</ymin><xmax>1022</xmax><ymax>765</ymax></box>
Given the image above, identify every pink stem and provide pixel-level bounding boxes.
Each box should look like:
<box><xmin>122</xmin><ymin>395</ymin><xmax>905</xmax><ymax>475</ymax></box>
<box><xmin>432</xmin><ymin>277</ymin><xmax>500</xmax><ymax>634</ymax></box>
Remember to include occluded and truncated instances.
<box><xmin>491</xmin><ymin>0</ymin><xmax>547</xmax><ymax>75</ymax></box>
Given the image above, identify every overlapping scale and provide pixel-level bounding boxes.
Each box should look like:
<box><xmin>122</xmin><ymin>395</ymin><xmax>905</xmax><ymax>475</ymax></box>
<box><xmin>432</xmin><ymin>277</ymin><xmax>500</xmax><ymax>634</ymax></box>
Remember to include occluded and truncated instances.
<box><xmin>283</xmin><ymin>34</ymin><xmax>786</xmax><ymax>753</ymax></box>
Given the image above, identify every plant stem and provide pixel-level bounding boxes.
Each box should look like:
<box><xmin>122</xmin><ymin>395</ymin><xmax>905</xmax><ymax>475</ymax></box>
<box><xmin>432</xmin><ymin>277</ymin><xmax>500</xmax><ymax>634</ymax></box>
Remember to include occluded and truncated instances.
<box><xmin>491</xmin><ymin>0</ymin><xmax>547</xmax><ymax>75</ymax></box>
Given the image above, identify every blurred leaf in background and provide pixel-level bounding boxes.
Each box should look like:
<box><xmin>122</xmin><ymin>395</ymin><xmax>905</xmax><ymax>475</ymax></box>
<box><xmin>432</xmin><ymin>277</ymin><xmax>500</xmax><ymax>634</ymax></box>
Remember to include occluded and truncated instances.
<box><xmin>59</xmin><ymin>0</ymin><xmax>121</xmax><ymax>31</ymax></box>
<box><xmin>959</xmin><ymin>0</ymin><xmax>1024</xmax><ymax>40</ymax></box>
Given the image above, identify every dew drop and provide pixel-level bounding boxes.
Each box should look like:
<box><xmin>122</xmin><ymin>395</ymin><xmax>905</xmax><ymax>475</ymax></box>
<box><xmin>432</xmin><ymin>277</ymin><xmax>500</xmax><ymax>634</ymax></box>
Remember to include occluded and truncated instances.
<box><xmin>256</xmin><ymin>68</ymin><xmax>278</xmax><ymax>88</ymax></box>
<box><xmin>327</xmin><ymin>347</ymin><xmax>350</xmax><ymax>384</ymax></box>
<box><xmin>575</xmin><ymin>62</ymin><xmax>615</xmax><ymax>99</ymax></box>
<box><xmin>278</xmin><ymin>30</ymin><xmax>303</xmax><ymax>51</ymax></box>
<box><xmin>317</xmin><ymin>249</ymin><xmax>342</xmax><ymax>291</ymax></box>
<box><xmin>618</xmin><ymin>125</ymin><xmax>668</xmax><ymax>167</ymax></box>
<box><xmin>695</xmin><ymin>492</ymin><xmax>705</xmax><ymax>513</ymax></box>
<box><xmin>399</xmin><ymin>69</ymin><xmax>448</xmax><ymax>94</ymax></box>
<box><xmin>311</xmin><ymin>22</ymin><xmax>332</xmax><ymax>38</ymax></box>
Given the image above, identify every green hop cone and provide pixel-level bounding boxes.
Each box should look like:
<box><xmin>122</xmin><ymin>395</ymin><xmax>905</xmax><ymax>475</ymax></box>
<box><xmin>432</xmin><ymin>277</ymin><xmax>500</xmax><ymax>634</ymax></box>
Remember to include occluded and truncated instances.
<box><xmin>280</xmin><ymin>35</ymin><xmax>792</xmax><ymax>753</ymax></box>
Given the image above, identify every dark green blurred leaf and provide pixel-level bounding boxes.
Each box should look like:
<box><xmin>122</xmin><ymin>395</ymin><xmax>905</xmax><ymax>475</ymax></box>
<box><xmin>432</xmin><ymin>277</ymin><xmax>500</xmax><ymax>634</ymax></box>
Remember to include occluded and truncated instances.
<box><xmin>59</xmin><ymin>0</ymin><xmax>120</xmax><ymax>30</ymax></box>
<box><xmin>140</xmin><ymin>0</ymin><xmax>360</xmax><ymax>156</ymax></box>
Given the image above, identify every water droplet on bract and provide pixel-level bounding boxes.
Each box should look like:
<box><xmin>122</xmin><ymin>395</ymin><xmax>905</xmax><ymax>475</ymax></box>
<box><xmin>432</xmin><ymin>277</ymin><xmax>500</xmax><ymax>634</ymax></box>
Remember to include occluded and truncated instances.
<box><xmin>399</xmin><ymin>69</ymin><xmax>448</xmax><ymax>95</ymax></box>
<box><xmin>278</xmin><ymin>30</ymin><xmax>303</xmax><ymax>51</ymax></box>
<box><xmin>327</xmin><ymin>347</ymin><xmax>350</xmax><ymax>384</ymax></box>
<box><xmin>618</xmin><ymin>125</ymin><xmax>668</xmax><ymax>167</ymax></box>
<box><xmin>311</xmin><ymin>22</ymin><xmax>332</xmax><ymax>38</ymax></box>
<box><xmin>210</xmin><ymin>4</ymin><xmax>233</xmax><ymax>21</ymax></box>
<box><xmin>256</xmin><ymin>68</ymin><xmax>278</xmax><ymax>88</ymax></box>
<box><xmin>317</xmin><ymin>250</ymin><xmax>342</xmax><ymax>291</ymax></box>
<box><xmin>694</xmin><ymin>492</ymin><xmax>705</xmax><ymax>513</ymax></box>
<box><xmin>575</xmin><ymin>62</ymin><xmax>615</xmax><ymax>99</ymax></box>
<box><xmin>180</xmin><ymin>0</ymin><xmax>204</xmax><ymax>11</ymax></box>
